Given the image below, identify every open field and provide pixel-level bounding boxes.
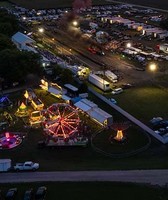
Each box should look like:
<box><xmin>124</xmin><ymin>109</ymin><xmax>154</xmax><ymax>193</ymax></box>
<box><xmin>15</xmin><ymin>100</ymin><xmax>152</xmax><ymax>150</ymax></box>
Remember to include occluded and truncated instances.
<box><xmin>0</xmin><ymin>182</ymin><xmax>167</xmax><ymax>200</ymax></box>
<box><xmin>8</xmin><ymin>0</ymin><xmax>168</xmax><ymax>10</ymax></box>
<box><xmin>89</xmin><ymin>84</ymin><xmax>168</xmax><ymax>123</ymax></box>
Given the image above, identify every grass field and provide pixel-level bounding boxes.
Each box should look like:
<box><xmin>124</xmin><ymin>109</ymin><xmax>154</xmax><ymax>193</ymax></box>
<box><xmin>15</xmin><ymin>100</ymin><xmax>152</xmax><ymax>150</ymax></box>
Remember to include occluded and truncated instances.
<box><xmin>92</xmin><ymin>126</ymin><xmax>150</xmax><ymax>155</ymax></box>
<box><xmin>0</xmin><ymin>182</ymin><xmax>167</xmax><ymax>200</ymax></box>
<box><xmin>8</xmin><ymin>0</ymin><xmax>168</xmax><ymax>10</ymax></box>
<box><xmin>89</xmin><ymin>85</ymin><xmax>168</xmax><ymax>124</ymax></box>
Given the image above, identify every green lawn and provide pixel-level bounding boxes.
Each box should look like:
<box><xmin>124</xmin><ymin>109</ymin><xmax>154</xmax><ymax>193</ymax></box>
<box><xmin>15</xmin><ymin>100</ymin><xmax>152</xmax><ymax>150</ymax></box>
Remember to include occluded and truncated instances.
<box><xmin>92</xmin><ymin>126</ymin><xmax>150</xmax><ymax>156</ymax></box>
<box><xmin>0</xmin><ymin>182</ymin><xmax>167</xmax><ymax>200</ymax></box>
<box><xmin>89</xmin><ymin>85</ymin><xmax>168</xmax><ymax>124</ymax></box>
<box><xmin>109</xmin><ymin>86</ymin><xmax>168</xmax><ymax>123</ymax></box>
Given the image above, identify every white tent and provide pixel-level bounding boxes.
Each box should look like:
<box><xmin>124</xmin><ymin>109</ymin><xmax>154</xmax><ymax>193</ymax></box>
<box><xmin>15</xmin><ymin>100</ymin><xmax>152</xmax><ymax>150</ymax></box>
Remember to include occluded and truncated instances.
<box><xmin>87</xmin><ymin>107</ymin><xmax>113</xmax><ymax>126</ymax></box>
<box><xmin>48</xmin><ymin>86</ymin><xmax>61</xmax><ymax>96</ymax></box>
<box><xmin>80</xmin><ymin>99</ymin><xmax>98</xmax><ymax>109</ymax></box>
<box><xmin>74</xmin><ymin>101</ymin><xmax>91</xmax><ymax>112</ymax></box>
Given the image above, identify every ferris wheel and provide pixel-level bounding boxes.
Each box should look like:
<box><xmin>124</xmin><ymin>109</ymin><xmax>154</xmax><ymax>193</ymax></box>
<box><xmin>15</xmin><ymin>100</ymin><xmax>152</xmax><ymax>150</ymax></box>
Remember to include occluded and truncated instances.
<box><xmin>44</xmin><ymin>103</ymin><xmax>80</xmax><ymax>139</ymax></box>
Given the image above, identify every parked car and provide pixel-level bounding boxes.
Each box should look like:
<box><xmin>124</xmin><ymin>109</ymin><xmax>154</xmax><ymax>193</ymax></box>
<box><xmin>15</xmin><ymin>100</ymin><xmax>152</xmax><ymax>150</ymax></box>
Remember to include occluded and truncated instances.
<box><xmin>23</xmin><ymin>189</ymin><xmax>33</xmax><ymax>200</ymax></box>
<box><xmin>5</xmin><ymin>188</ymin><xmax>18</xmax><ymax>200</ymax></box>
<box><xmin>122</xmin><ymin>83</ymin><xmax>133</xmax><ymax>89</ymax></box>
<box><xmin>150</xmin><ymin>117</ymin><xmax>163</xmax><ymax>125</ymax></box>
<box><xmin>35</xmin><ymin>186</ymin><xmax>47</xmax><ymax>200</ymax></box>
<box><xmin>109</xmin><ymin>98</ymin><xmax>117</xmax><ymax>104</ymax></box>
<box><xmin>14</xmin><ymin>161</ymin><xmax>39</xmax><ymax>172</ymax></box>
<box><xmin>134</xmin><ymin>67</ymin><xmax>145</xmax><ymax>71</ymax></box>
<box><xmin>111</xmin><ymin>88</ymin><xmax>123</xmax><ymax>95</ymax></box>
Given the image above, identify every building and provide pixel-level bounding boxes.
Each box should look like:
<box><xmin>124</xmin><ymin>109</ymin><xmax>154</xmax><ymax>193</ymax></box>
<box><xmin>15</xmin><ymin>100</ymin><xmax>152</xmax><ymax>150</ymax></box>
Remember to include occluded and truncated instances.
<box><xmin>11</xmin><ymin>32</ymin><xmax>50</xmax><ymax>66</ymax></box>
<box><xmin>11</xmin><ymin>32</ymin><xmax>36</xmax><ymax>52</ymax></box>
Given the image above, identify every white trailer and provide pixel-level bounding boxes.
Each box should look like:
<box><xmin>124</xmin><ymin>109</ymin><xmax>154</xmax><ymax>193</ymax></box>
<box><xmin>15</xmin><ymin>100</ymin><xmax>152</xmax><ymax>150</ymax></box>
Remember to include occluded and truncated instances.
<box><xmin>159</xmin><ymin>43</ymin><xmax>168</xmax><ymax>54</ymax></box>
<box><xmin>88</xmin><ymin>73</ymin><xmax>111</xmax><ymax>91</ymax></box>
<box><xmin>0</xmin><ymin>159</ymin><xmax>11</xmax><ymax>172</ymax></box>
<box><xmin>105</xmin><ymin>70</ymin><xmax>118</xmax><ymax>83</ymax></box>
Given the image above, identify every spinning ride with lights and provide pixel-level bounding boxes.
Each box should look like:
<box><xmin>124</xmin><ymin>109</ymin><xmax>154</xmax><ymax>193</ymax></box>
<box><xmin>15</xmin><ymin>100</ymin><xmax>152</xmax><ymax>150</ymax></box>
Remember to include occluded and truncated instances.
<box><xmin>43</xmin><ymin>103</ymin><xmax>80</xmax><ymax>142</ymax></box>
<box><xmin>110</xmin><ymin>122</ymin><xmax>130</xmax><ymax>143</ymax></box>
<box><xmin>0</xmin><ymin>132</ymin><xmax>22</xmax><ymax>149</ymax></box>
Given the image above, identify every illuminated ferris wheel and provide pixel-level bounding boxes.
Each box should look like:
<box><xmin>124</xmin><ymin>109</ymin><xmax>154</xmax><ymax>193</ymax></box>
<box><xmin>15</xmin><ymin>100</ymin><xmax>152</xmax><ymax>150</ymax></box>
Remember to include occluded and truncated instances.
<box><xmin>44</xmin><ymin>103</ymin><xmax>80</xmax><ymax>139</ymax></box>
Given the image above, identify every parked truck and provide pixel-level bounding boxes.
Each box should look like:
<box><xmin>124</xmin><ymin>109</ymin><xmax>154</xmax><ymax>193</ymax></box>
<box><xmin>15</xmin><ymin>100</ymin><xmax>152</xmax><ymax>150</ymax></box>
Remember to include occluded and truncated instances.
<box><xmin>105</xmin><ymin>70</ymin><xmax>118</xmax><ymax>83</ymax></box>
<box><xmin>14</xmin><ymin>161</ymin><xmax>39</xmax><ymax>171</ymax></box>
<box><xmin>0</xmin><ymin>159</ymin><xmax>11</xmax><ymax>172</ymax></box>
<box><xmin>88</xmin><ymin>73</ymin><xmax>111</xmax><ymax>91</ymax></box>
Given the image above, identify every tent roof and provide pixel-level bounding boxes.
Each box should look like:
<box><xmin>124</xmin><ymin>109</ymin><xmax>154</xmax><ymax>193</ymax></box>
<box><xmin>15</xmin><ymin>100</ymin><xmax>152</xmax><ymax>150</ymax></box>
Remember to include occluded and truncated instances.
<box><xmin>81</xmin><ymin>98</ymin><xmax>98</xmax><ymax>108</ymax></box>
<box><xmin>88</xmin><ymin>110</ymin><xmax>107</xmax><ymax>123</ymax></box>
<box><xmin>61</xmin><ymin>95</ymin><xmax>71</xmax><ymax>101</ymax></box>
<box><xmin>88</xmin><ymin>107</ymin><xmax>112</xmax><ymax>124</ymax></box>
<box><xmin>74</xmin><ymin>101</ymin><xmax>91</xmax><ymax>112</ymax></box>
<box><xmin>48</xmin><ymin>86</ymin><xmax>61</xmax><ymax>95</ymax></box>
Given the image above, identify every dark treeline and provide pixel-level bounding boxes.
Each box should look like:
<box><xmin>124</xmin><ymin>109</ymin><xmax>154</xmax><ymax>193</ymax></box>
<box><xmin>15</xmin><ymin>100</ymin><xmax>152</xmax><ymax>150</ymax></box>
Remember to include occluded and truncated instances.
<box><xmin>0</xmin><ymin>9</ymin><xmax>42</xmax><ymax>88</ymax></box>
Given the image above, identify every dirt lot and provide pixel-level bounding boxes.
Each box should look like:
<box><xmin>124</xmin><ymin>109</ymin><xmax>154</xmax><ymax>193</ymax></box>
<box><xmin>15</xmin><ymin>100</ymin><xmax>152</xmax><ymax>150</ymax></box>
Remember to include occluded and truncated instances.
<box><xmin>9</xmin><ymin>0</ymin><xmax>168</xmax><ymax>10</ymax></box>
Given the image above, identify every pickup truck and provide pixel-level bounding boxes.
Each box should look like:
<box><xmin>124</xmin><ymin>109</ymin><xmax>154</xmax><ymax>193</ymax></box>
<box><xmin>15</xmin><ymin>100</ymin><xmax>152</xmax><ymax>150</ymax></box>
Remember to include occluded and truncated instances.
<box><xmin>14</xmin><ymin>161</ymin><xmax>39</xmax><ymax>171</ymax></box>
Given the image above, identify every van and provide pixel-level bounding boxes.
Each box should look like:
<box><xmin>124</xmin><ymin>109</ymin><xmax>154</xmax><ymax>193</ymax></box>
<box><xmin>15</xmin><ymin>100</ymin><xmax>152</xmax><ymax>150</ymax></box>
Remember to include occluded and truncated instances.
<box><xmin>112</xmin><ymin>88</ymin><xmax>123</xmax><ymax>94</ymax></box>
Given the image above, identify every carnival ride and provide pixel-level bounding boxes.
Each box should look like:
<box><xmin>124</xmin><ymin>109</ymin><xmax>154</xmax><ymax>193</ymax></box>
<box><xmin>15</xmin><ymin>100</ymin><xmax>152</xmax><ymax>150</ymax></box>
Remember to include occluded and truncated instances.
<box><xmin>0</xmin><ymin>96</ymin><xmax>13</xmax><ymax>108</ymax></box>
<box><xmin>29</xmin><ymin>110</ymin><xmax>45</xmax><ymax>126</ymax></box>
<box><xmin>43</xmin><ymin>103</ymin><xmax>88</xmax><ymax>146</ymax></box>
<box><xmin>110</xmin><ymin>122</ymin><xmax>130</xmax><ymax>143</ymax></box>
<box><xmin>0</xmin><ymin>132</ymin><xmax>22</xmax><ymax>149</ymax></box>
<box><xmin>15</xmin><ymin>102</ymin><xmax>29</xmax><ymax>117</ymax></box>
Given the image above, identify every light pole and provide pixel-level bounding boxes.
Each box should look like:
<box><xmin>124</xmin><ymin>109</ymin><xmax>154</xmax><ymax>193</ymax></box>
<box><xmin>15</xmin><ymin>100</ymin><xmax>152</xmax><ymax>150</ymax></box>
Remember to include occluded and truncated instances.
<box><xmin>149</xmin><ymin>63</ymin><xmax>157</xmax><ymax>72</ymax></box>
<box><xmin>38</xmin><ymin>28</ymin><xmax>44</xmax><ymax>33</ymax></box>
<box><xmin>38</xmin><ymin>28</ymin><xmax>44</xmax><ymax>43</ymax></box>
<box><xmin>149</xmin><ymin>63</ymin><xmax>157</xmax><ymax>83</ymax></box>
<box><xmin>72</xmin><ymin>20</ymin><xmax>78</xmax><ymax>27</ymax></box>
<box><xmin>102</xmin><ymin>63</ymin><xmax>106</xmax><ymax>94</ymax></box>
<box><xmin>126</xmin><ymin>42</ymin><xmax>131</xmax><ymax>48</ymax></box>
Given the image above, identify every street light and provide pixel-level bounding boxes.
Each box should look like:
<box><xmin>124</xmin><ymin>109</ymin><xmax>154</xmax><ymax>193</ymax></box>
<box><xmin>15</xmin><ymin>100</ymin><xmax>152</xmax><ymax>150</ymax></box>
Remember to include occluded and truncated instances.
<box><xmin>126</xmin><ymin>42</ymin><xmax>131</xmax><ymax>48</ymax></box>
<box><xmin>72</xmin><ymin>21</ymin><xmax>78</xmax><ymax>27</ymax></box>
<box><xmin>149</xmin><ymin>63</ymin><xmax>157</xmax><ymax>72</ymax></box>
<box><xmin>38</xmin><ymin>28</ymin><xmax>44</xmax><ymax>33</ymax></box>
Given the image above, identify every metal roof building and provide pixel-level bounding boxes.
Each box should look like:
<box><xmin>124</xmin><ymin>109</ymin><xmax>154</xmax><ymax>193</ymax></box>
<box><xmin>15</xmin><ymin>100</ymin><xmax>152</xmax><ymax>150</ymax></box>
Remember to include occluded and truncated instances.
<box><xmin>11</xmin><ymin>32</ymin><xmax>36</xmax><ymax>51</ymax></box>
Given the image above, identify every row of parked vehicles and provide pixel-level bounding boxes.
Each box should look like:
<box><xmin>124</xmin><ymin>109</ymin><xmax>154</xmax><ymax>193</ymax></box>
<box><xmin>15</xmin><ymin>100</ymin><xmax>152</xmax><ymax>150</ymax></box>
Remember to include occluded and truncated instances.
<box><xmin>150</xmin><ymin>117</ymin><xmax>168</xmax><ymax>137</ymax></box>
<box><xmin>0</xmin><ymin>186</ymin><xmax>47</xmax><ymax>200</ymax></box>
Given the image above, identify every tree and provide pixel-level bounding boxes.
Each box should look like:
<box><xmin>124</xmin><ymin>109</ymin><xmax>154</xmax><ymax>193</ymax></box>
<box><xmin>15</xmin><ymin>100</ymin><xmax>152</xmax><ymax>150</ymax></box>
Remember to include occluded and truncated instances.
<box><xmin>160</xmin><ymin>18</ymin><xmax>168</xmax><ymax>30</ymax></box>
<box><xmin>0</xmin><ymin>23</ymin><xmax>13</xmax><ymax>36</ymax></box>
<box><xmin>78</xmin><ymin>82</ymin><xmax>88</xmax><ymax>93</ymax></box>
<box><xmin>0</xmin><ymin>9</ymin><xmax>19</xmax><ymax>36</ymax></box>
<box><xmin>60</xmin><ymin>68</ymin><xmax>73</xmax><ymax>84</ymax></box>
<box><xmin>53</xmin><ymin>65</ymin><xmax>63</xmax><ymax>77</ymax></box>
<box><xmin>0</xmin><ymin>49</ymin><xmax>42</xmax><ymax>85</ymax></box>
<box><xmin>0</xmin><ymin>34</ymin><xmax>15</xmax><ymax>51</ymax></box>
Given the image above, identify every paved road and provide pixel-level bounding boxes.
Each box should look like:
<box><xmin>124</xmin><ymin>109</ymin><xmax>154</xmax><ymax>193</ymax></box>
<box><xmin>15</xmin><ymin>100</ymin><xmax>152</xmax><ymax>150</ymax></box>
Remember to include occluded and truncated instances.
<box><xmin>1</xmin><ymin>170</ymin><xmax>168</xmax><ymax>186</ymax></box>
